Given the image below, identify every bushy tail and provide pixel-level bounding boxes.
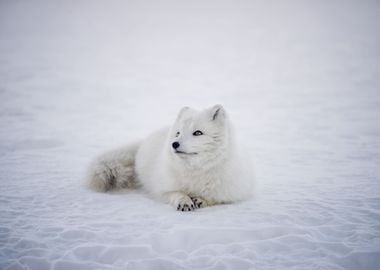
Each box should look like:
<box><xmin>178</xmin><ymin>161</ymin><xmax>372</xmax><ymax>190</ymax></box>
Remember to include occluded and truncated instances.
<box><xmin>85</xmin><ymin>142</ymin><xmax>140</xmax><ymax>192</ymax></box>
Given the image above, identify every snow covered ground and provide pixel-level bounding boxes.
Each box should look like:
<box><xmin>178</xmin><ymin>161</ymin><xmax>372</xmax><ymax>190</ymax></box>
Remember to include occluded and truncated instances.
<box><xmin>1</xmin><ymin>0</ymin><xmax>380</xmax><ymax>269</ymax></box>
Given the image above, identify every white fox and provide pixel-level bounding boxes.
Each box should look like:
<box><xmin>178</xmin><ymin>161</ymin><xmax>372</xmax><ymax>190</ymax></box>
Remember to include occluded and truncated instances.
<box><xmin>86</xmin><ymin>105</ymin><xmax>254</xmax><ymax>211</ymax></box>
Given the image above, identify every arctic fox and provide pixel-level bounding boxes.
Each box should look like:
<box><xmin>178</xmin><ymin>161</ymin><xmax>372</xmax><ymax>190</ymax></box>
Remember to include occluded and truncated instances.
<box><xmin>86</xmin><ymin>105</ymin><xmax>254</xmax><ymax>211</ymax></box>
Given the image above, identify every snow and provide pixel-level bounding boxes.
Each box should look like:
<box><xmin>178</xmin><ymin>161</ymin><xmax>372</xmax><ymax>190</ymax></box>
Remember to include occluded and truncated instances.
<box><xmin>1</xmin><ymin>0</ymin><xmax>380</xmax><ymax>269</ymax></box>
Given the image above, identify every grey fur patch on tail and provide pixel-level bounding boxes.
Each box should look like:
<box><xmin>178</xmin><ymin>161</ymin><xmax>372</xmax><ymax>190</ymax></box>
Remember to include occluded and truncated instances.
<box><xmin>85</xmin><ymin>142</ymin><xmax>140</xmax><ymax>192</ymax></box>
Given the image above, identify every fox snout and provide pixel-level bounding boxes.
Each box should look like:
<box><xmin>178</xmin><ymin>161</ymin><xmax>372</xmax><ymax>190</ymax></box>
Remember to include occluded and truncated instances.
<box><xmin>172</xmin><ymin>142</ymin><xmax>180</xmax><ymax>149</ymax></box>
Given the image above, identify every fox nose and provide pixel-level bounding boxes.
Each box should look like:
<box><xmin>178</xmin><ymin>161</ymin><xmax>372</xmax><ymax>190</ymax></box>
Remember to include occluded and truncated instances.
<box><xmin>172</xmin><ymin>142</ymin><xmax>180</xmax><ymax>149</ymax></box>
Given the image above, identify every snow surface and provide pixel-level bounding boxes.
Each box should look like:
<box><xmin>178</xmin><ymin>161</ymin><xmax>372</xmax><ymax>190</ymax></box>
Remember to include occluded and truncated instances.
<box><xmin>1</xmin><ymin>0</ymin><xmax>380</xmax><ymax>269</ymax></box>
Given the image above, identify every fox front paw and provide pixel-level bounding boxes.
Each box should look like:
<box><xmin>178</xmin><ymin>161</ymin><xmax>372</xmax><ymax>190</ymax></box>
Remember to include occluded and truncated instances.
<box><xmin>177</xmin><ymin>201</ymin><xmax>194</xmax><ymax>211</ymax></box>
<box><xmin>190</xmin><ymin>196</ymin><xmax>208</xmax><ymax>209</ymax></box>
<box><xmin>165</xmin><ymin>191</ymin><xmax>196</xmax><ymax>211</ymax></box>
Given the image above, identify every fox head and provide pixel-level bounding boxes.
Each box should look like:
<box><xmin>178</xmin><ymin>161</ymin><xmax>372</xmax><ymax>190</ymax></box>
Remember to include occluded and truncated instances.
<box><xmin>169</xmin><ymin>104</ymin><xmax>230</xmax><ymax>168</ymax></box>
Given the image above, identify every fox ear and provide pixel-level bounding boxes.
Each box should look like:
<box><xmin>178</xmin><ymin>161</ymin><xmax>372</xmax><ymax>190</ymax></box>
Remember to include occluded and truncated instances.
<box><xmin>177</xmin><ymin>106</ymin><xmax>190</xmax><ymax>120</ymax></box>
<box><xmin>210</xmin><ymin>104</ymin><xmax>225</xmax><ymax>121</ymax></box>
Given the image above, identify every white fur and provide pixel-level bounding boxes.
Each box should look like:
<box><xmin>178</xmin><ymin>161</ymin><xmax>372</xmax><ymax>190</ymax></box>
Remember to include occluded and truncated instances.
<box><xmin>86</xmin><ymin>105</ymin><xmax>254</xmax><ymax>211</ymax></box>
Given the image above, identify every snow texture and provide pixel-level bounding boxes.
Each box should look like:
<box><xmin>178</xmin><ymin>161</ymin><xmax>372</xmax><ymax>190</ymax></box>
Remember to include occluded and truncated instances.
<box><xmin>1</xmin><ymin>0</ymin><xmax>380</xmax><ymax>269</ymax></box>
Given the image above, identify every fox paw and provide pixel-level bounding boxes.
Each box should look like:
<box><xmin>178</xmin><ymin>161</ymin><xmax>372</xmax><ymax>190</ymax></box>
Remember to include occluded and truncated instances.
<box><xmin>176</xmin><ymin>196</ymin><xmax>195</xmax><ymax>212</ymax></box>
<box><xmin>177</xmin><ymin>201</ymin><xmax>195</xmax><ymax>211</ymax></box>
<box><xmin>190</xmin><ymin>197</ymin><xmax>207</xmax><ymax>209</ymax></box>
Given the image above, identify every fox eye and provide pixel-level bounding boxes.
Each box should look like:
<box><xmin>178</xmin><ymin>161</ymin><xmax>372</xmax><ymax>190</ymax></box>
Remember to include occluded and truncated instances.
<box><xmin>193</xmin><ymin>130</ymin><xmax>203</xmax><ymax>136</ymax></box>
<box><xmin>176</xmin><ymin>131</ymin><xmax>180</xmax><ymax>137</ymax></box>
